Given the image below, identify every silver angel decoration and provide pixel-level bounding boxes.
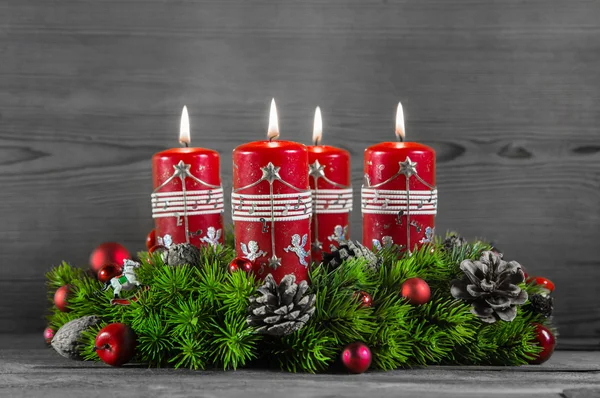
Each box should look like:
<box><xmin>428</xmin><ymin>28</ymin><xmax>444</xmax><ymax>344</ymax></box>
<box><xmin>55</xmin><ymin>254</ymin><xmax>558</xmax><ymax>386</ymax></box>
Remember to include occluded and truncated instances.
<box><xmin>419</xmin><ymin>226</ymin><xmax>435</xmax><ymax>244</ymax></box>
<box><xmin>157</xmin><ymin>234</ymin><xmax>173</xmax><ymax>248</ymax></box>
<box><xmin>200</xmin><ymin>226</ymin><xmax>222</xmax><ymax>248</ymax></box>
<box><xmin>241</xmin><ymin>241</ymin><xmax>267</xmax><ymax>261</ymax></box>
<box><xmin>284</xmin><ymin>234</ymin><xmax>310</xmax><ymax>266</ymax></box>
<box><xmin>328</xmin><ymin>225</ymin><xmax>348</xmax><ymax>244</ymax></box>
<box><xmin>372</xmin><ymin>236</ymin><xmax>394</xmax><ymax>251</ymax></box>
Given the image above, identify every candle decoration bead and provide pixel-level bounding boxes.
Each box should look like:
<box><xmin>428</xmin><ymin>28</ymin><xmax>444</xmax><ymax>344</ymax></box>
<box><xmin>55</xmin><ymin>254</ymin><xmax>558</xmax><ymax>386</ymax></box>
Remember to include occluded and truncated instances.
<box><xmin>362</xmin><ymin>142</ymin><xmax>437</xmax><ymax>254</ymax></box>
<box><xmin>232</xmin><ymin>141</ymin><xmax>311</xmax><ymax>283</ymax></box>
<box><xmin>152</xmin><ymin>148</ymin><xmax>224</xmax><ymax>249</ymax></box>
<box><xmin>307</xmin><ymin>146</ymin><xmax>352</xmax><ymax>263</ymax></box>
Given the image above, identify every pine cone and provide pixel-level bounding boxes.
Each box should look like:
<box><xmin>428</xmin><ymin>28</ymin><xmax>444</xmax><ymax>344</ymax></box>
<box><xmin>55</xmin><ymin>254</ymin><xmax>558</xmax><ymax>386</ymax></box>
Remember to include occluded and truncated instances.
<box><xmin>322</xmin><ymin>240</ymin><xmax>380</xmax><ymax>271</ymax></box>
<box><xmin>442</xmin><ymin>234</ymin><xmax>467</xmax><ymax>252</ymax></box>
<box><xmin>529</xmin><ymin>293</ymin><xmax>554</xmax><ymax>318</ymax></box>
<box><xmin>451</xmin><ymin>251</ymin><xmax>527</xmax><ymax>323</ymax></box>
<box><xmin>165</xmin><ymin>243</ymin><xmax>200</xmax><ymax>267</ymax></box>
<box><xmin>247</xmin><ymin>274</ymin><xmax>316</xmax><ymax>336</ymax></box>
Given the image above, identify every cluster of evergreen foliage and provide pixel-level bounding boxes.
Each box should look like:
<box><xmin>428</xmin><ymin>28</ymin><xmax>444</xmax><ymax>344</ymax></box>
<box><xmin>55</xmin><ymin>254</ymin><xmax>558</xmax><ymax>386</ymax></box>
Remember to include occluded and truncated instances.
<box><xmin>46</xmin><ymin>235</ymin><xmax>550</xmax><ymax>372</ymax></box>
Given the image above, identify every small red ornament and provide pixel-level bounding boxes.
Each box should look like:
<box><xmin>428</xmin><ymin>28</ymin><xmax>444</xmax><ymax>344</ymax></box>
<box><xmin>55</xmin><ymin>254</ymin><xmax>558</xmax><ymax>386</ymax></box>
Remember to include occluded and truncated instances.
<box><xmin>355</xmin><ymin>291</ymin><xmax>373</xmax><ymax>308</ymax></box>
<box><xmin>43</xmin><ymin>327</ymin><xmax>54</xmax><ymax>345</ymax></box>
<box><xmin>530</xmin><ymin>323</ymin><xmax>556</xmax><ymax>364</ymax></box>
<box><xmin>94</xmin><ymin>323</ymin><xmax>136</xmax><ymax>367</ymax></box>
<box><xmin>527</xmin><ymin>276</ymin><xmax>555</xmax><ymax>293</ymax></box>
<box><xmin>89</xmin><ymin>242</ymin><xmax>131</xmax><ymax>274</ymax></box>
<box><xmin>146</xmin><ymin>229</ymin><xmax>156</xmax><ymax>250</ymax></box>
<box><xmin>97</xmin><ymin>264</ymin><xmax>123</xmax><ymax>284</ymax></box>
<box><xmin>341</xmin><ymin>342</ymin><xmax>372</xmax><ymax>373</ymax></box>
<box><xmin>401</xmin><ymin>277</ymin><xmax>431</xmax><ymax>305</ymax></box>
<box><xmin>229</xmin><ymin>257</ymin><xmax>253</xmax><ymax>273</ymax></box>
<box><xmin>54</xmin><ymin>285</ymin><xmax>71</xmax><ymax>312</ymax></box>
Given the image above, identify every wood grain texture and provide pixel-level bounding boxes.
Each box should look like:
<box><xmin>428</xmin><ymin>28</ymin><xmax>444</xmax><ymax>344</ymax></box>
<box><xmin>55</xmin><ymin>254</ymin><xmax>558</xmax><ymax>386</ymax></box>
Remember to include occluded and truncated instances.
<box><xmin>1</xmin><ymin>0</ymin><xmax>599</xmax><ymax>345</ymax></box>
<box><xmin>1</xmin><ymin>337</ymin><xmax>600</xmax><ymax>398</ymax></box>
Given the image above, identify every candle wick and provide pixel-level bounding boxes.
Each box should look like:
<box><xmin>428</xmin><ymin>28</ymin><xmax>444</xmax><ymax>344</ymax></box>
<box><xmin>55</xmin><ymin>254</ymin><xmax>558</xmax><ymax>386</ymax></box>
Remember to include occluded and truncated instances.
<box><xmin>183</xmin><ymin>142</ymin><xmax>189</xmax><ymax>148</ymax></box>
<box><xmin>396</xmin><ymin>135</ymin><xmax>404</xmax><ymax>143</ymax></box>
<box><xmin>313</xmin><ymin>139</ymin><xmax>319</xmax><ymax>146</ymax></box>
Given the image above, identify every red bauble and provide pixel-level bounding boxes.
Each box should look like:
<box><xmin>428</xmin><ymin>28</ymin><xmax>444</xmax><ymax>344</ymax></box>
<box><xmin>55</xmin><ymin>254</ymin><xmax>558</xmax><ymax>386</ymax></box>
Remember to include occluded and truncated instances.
<box><xmin>341</xmin><ymin>342</ymin><xmax>372</xmax><ymax>373</ymax></box>
<box><xmin>54</xmin><ymin>285</ymin><xmax>71</xmax><ymax>312</ymax></box>
<box><xmin>89</xmin><ymin>242</ymin><xmax>131</xmax><ymax>274</ymax></box>
<box><xmin>528</xmin><ymin>276</ymin><xmax>555</xmax><ymax>293</ymax></box>
<box><xmin>97</xmin><ymin>264</ymin><xmax>123</xmax><ymax>284</ymax></box>
<box><xmin>401</xmin><ymin>277</ymin><xmax>431</xmax><ymax>305</ymax></box>
<box><xmin>94</xmin><ymin>323</ymin><xmax>136</xmax><ymax>367</ymax></box>
<box><xmin>146</xmin><ymin>229</ymin><xmax>156</xmax><ymax>250</ymax></box>
<box><xmin>530</xmin><ymin>323</ymin><xmax>556</xmax><ymax>364</ymax></box>
<box><xmin>355</xmin><ymin>291</ymin><xmax>373</xmax><ymax>308</ymax></box>
<box><xmin>43</xmin><ymin>327</ymin><xmax>55</xmax><ymax>345</ymax></box>
<box><xmin>229</xmin><ymin>257</ymin><xmax>253</xmax><ymax>273</ymax></box>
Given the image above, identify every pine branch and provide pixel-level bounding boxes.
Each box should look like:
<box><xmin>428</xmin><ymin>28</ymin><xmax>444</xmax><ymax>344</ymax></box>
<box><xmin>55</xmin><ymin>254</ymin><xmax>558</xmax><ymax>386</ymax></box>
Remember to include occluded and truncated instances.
<box><xmin>169</xmin><ymin>334</ymin><xmax>208</xmax><ymax>370</ymax></box>
<box><xmin>134</xmin><ymin>312</ymin><xmax>173</xmax><ymax>367</ymax></box>
<box><xmin>45</xmin><ymin>262</ymin><xmax>85</xmax><ymax>304</ymax></box>
<box><xmin>207</xmin><ymin>313</ymin><xmax>260</xmax><ymax>370</ymax></box>
<box><xmin>269</xmin><ymin>327</ymin><xmax>337</xmax><ymax>373</ymax></box>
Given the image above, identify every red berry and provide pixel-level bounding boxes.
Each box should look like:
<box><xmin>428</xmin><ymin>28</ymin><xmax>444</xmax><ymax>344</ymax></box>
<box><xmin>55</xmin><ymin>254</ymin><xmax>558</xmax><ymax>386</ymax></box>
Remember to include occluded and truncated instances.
<box><xmin>528</xmin><ymin>276</ymin><xmax>555</xmax><ymax>293</ymax></box>
<box><xmin>89</xmin><ymin>242</ymin><xmax>131</xmax><ymax>274</ymax></box>
<box><xmin>229</xmin><ymin>257</ymin><xmax>253</xmax><ymax>273</ymax></box>
<box><xmin>530</xmin><ymin>323</ymin><xmax>556</xmax><ymax>364</ymax></box>
<box><xmin>94</xmin><ymin>323</ymin><xmax>136</xmax><ymax>367</ymax></box>
<box><xmin>341</xmin><ymin>342</ymin><xmax>372</xmax><ymax>373</ymax></box>
<box><xmin>54</xmin><ymin>285</ymin><xmax>71</xmax><ymax>312</ymax></box>
<box><xmin>355</xmin><ymin>291</ymin><xmax>373</xmax><ymax>308</ymax></box>
<box><xmin>146</xmin><ymin>229</ymin><xmax>156</xmax><ymax>250</ymax></box>
<box><xmin>401</xmin><ymin>277</ymin><xmax>431</xmax><ymax>305</ymax></box>
<box><xmin>97</xmin><ymin>264</ymin><xmax>122</xmax><ymax>284</ymax></box>
<box><xmin>43</xmin><ymin>327</ymin><xmax>55</xmax><ymax>345</ymax></box>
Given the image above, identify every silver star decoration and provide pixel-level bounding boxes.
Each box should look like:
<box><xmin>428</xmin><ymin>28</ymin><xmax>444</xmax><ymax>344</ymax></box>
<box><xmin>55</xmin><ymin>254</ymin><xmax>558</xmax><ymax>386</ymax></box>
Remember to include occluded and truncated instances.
<box><xmin>399</xmin><ymin>157</ymin><xmax>418</xmax><ymax>178</ymax></box>
<box><xmin>173</xmin><ymin>160</ymin><xmax>191</xmax><ymax>178</ymax></box>
<box><xmin>309</xmin><ymin>160</ymin><xmax>326</xmax><ymax>179</ymax></box>
<box><xmin>261</xmin><ymin>162</ymin><xmax>281</xmax><ymax>184</ymax></box>
<box><xmin>268</xmin><ymin>254</ymin><xmax>281</xmax><ymax>270</ymax></box>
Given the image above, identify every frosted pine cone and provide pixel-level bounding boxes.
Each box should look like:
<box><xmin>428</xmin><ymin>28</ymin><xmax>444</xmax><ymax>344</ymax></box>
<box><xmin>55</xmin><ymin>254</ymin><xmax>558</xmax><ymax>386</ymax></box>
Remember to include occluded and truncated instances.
<box><xmin>322</xmin><ymin>240</ymin><xmax>380</xmax><ymax>271</ymax></box>
<box><xmin>451</xmin><ymin>251</ymin><xmax>527</xmax><ymax>323</ymax></box>
<box><xmin>165</xmin><ymin>243</ymin><xmax>200</xmax><ymax>267</ymax></box>
<box><xmin>247</xmin><ymin>274</ymin><xmax>316</xmax><ymax>336</ymax></box>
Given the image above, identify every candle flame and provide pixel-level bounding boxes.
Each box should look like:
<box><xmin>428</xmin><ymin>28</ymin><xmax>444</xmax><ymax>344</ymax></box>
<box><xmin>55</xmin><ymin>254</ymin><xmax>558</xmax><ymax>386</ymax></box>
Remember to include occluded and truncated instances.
<box><xmin>267</xmin><ymin>98</ymin><xmax>279</xmax><ymax>140</ymax></box>
<box><xmin>395</xmin><ymin>101</ymin><xmax>405</xmax><ymax>142</ymax></box>
<box><xmin>313</xmin><ymin>106</ymin><xmax>322</xmax><ymax>145</ymax></box>
<box><xmin>179</xmin><ymin>105</ymin><xmax>191</xmax><ymax>146</ymax></box>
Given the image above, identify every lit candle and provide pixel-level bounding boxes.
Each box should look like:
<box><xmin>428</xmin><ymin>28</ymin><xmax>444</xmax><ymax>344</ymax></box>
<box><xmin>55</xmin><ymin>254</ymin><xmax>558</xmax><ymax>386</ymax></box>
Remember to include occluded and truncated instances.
<box><xmin>232</xmin><ymin>99</ymin><xmax>312</xmax><ymax>283</ymax></box>
<box><xmin>362</xmin><ymin>102</ymin><xmax>437</xmax><ymax>253</ymax></box>
<box><xmin>151</xmin><ymin>106</ymin><xmax>224</xmax><ymax>249</ymax></box>
<box><xmin>307</xmin><ymin>107</ymin><xmax>352</xmax><ymax>262</ymax></box>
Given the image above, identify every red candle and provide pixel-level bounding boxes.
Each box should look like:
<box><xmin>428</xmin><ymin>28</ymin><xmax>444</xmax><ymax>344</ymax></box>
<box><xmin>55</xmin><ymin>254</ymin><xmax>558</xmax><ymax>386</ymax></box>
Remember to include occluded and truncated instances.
<box><xmin>307</xmin><ymin>107</ymin><xmax>352</xmax><ymax>262</ymax></box>
<box><xmin>362</xmin><ymin>102</ymin><xmax>437</xmax><ymax>253</ymax></box>
<box><xmin>232</xmin><ymin>99</ymin><xmax>311</xmax><ymax>283</ymax></box>
<box><xmin>151</xmin><ymin>106</ymin><xmax>224</xmax><ymax>249</ymax></box>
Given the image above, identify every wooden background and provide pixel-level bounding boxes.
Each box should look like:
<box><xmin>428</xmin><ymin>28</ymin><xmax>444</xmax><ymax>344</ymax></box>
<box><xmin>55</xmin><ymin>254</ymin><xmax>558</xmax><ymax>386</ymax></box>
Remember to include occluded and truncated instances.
<box><xmin>1</xmin><ymin>0</ymin><xmax>598</xmax><ymax>348</ymax></box>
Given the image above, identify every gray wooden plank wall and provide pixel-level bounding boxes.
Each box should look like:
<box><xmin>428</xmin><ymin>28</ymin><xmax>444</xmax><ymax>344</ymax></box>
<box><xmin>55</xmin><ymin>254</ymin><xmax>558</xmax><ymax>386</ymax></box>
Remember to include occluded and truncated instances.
<box><xmin>0</xmin><ymin>0</ymin><xmax>599</xmax><ymax>347</ymax></box>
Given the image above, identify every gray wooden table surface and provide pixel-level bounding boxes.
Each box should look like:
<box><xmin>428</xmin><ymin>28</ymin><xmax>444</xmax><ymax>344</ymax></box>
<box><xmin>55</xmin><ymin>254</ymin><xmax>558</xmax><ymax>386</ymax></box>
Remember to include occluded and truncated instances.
<box><xmin>0</xmin><ymin>335</ymin><xmax>599</xmax><ymax>398</ymax></box>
